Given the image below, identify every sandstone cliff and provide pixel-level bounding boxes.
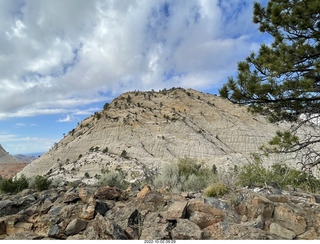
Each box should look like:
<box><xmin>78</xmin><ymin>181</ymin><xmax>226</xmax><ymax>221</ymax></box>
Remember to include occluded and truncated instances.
<box><xmin>17</xmin><ymin>88</ymin><xmax>320</xmax><ymax>183</ymax></box>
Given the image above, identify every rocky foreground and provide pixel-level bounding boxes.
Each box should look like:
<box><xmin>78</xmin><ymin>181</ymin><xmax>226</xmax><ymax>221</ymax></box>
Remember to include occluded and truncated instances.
<box><xmin>0</xmin><ymin>183</ymin><xmax>320</xmax><ymax>240</ymax></box>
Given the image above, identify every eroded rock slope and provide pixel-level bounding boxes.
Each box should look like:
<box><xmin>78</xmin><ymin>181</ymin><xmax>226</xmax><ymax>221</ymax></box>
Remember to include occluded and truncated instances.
<box><xmin>17</xmin><ymin>88</ymin><xmax>319</xmax><ymax>183</ymax></box>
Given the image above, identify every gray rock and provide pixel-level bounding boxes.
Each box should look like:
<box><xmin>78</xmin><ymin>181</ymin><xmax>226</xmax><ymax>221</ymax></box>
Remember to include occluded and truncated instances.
<box><xmin>65</xmin><ymin>219</ymin><xmax>87</xmax><ymax>236</ymax></box>
<box><xmin>95</xmin><ymin>200</ymin><xmax>109</xmax><ymax>216</ymax></box>
<box><xmin>171</xmin><ymin>219</ymin><xmax>203</xmax><ymax>240</ymax></box>
<box><xmin>4</xmin><ymin>232</ymin><xmax>45</xmax><ymax>240</ymax></box>
<box><xmin>48</xmin><ymin>224</ymin><xmax>60</xmax><ymax>237</ymax></box>
<box><xmin>204</xmin><ymin>197</ymin><xmax>230</xmax><ymax>210</ymax></box>
<box><xmin>140</xmin><ymin>212</ymin><xmax>170</xmax><ymax>240</ymax></box>
<box><xmin>269</xmin><ymin>223</ymin><xmax>296</xmax><ymax>239</ymax></box>
<box><xmin>0</xmin><ymin>200</ymin><xmax>19</xmax><ymax>217</ymax></box>
<box><xmin>49</xmin><ymin>207</ymin><xmax>62</xmax><ymax>216</ymax></box>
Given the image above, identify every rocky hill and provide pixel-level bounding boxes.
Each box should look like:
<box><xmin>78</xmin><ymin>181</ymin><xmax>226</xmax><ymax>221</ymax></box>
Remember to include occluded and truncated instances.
<box><xmin>0</xmin><ymin>145</ymin><xmax>28</xmax><ymax>179</ymax></box>
<box><xmin>17</xmin><ymin>88</ymin><xmax>320</xmax><ymax>183</ymax></box>
<box><xmin>13</xmin><ymin>155</ymin><xmax>36</xmax><ymax>163</ymax></box>
<box><xmin>0</xmin><ymin>184</ymin><xmax>320</xmax><ymax>240</ymax></box>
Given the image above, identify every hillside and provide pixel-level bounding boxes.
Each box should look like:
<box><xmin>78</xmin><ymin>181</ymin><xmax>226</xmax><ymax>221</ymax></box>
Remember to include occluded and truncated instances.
<box><xmin>13</xmin><ymin>155</ymin><xmax>36</xmax><ymax>163</ymax></box>
<box><xmin>17</xmin><ymin>88</ymin><xmax>320</xmax><ymax>183</ymax></box>
<box><xmin>0</xmin><ymin>145</ymin><xmax>28</xmax><ymax>179</ymax></box>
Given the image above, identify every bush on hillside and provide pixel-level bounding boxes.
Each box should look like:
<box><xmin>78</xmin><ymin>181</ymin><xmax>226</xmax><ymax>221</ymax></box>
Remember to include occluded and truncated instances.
<box><xmin>153</xmin><ymin>158</ymin><xmax>217</xmax><ymax>193</ymax></box>
<box><xmin>97</xmin><ymin>170</ymin><xmax>130</xmax><ymax>190</ymax></box>
<box><xmin>34</xmin><ymin>175</ymin><xmax>52</xmax><ymax>191</ymax></box>
<box><xmin>0</xmin><ymin>175</ymin><xmax>29</xmax><ymax>194</ymax></box>
<box><xmin>205</xmin><ymin>182</ymin><xmax>229</xmax><ymax>197</ymax></box>
<box><xmin>236</xmin><ymin>162</ymin><xmax>320</xmax><ymax>193</ymax></box>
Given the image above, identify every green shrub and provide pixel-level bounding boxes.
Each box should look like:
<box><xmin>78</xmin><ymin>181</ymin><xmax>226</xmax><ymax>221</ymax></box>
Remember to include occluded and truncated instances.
<box><xmin>97</xmin><ymin>170</ymin><xmax>129</xmax><ymax>190</ymax></box>
<box><xmin>177</xmin><ymin>157</ymin><xmax>201</xmax><ymax>178</ymax></box>
<box><xmin>236</xmin><ymin>162</ymin><xmax>320</xmax><ymax>193</ymax></box>
<box><xmin>205</xmin><ymin>182</ymin><xmax>229</xmax><ymax>197</ymax></box>
<box><xmin>154</xmin><ymin>162</ymin><xmax>180</xmax><ymax>191</ymax></box>
<box><xmin>34</xmin><ymin>176</ymin><xmax>52</xmax><ymax>191</ymax></box>
<box><xmin>236</xmin><ymin>162</ymin><xmax>268</xmax><ymax>188</ymax></box>
<box><xmin>154</xmin><ymin>158</ymin><xmax>216</xmax><ymax>193</ymax></box>
<box><xmin>0</xmin><ymin>175</ymin><xmax>29</xmax><ymax>194</ymax></box>
<box><xmin>121</xmin><ymin>150</ymin><xmax>129</xmax><ymax>159</ymax></box>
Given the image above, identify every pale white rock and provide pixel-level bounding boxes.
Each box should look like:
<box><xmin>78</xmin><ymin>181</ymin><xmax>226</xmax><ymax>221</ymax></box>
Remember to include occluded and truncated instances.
<box><xmin>17</xmin><ymin>88</ymin><xmax>320</xmax><ymax>182</ymax></box>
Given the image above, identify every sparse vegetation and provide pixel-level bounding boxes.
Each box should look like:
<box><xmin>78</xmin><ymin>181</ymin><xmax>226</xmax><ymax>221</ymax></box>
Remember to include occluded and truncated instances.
<box><xmin>204</xmin><ymin>182</ymin><xmax>229</xmax><ymax>197</ymax></box>
<box><xmin>32</xmin><ymin>175</ymin><xmax>52</xmax><ymax>191</ymax></box>
<box><xmin>97</xmin><ymin>170</ymin><xmax>130</xmax><ymax>190</ymax></box>
<box><xmin>121</xmin><ymin>150</ymin><xmax>129</xmax><ymax>159</ymax></box>
<box><xmin>153</xmin><ymin>158</ymin><xmax>217</xmax><ymax>193</ymax></box>
<box><xmin>103</xmin><ymin>102</ymin><xmax>109</xmax><ymax>110</ymax></box>
<box><xmin>236</xmin><ymin>162</ymin><xmax>320</xmax><ymax>193</ymax></box>
<box><xmin>0</xmin><ymin>175</ymin><xmax>29</xmax><ymax>194</ymax></box>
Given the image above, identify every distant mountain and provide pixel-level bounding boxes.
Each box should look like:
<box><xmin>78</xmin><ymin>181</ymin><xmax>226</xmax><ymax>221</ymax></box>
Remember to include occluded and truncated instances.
<box><xmin>0</xmin><ymin>144</ymin><xmax>28</xmax><ymax>179</ymax></box>
<box><xmin>0</xmin><ymin>144</ymin><xmax>22</xmax><ymax>164</ymax></box>
<box><xmin>13</xmin><ymin>154</ymin><xmax>36</xmax><ymax>163</ymax></box>
<box><xmin>17</xmin><ymin>88</ymin><xmax>320</xmax><ymax>183</ymax></box>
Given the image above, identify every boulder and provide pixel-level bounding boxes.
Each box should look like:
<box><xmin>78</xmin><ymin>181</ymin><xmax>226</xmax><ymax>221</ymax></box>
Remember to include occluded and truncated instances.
<box><xmin>65</xmin><ymin>219</ymin><xmax>87</xmax><ymax>236</ymax></box>
<box><xmin>87</xmin><ymin>213</ymin><xmax>127</xmax><ymax>240</ymax></box>
<box><xmin>95</xmin><ymin>186</ymin><xmax>123</xmax><ymax>201</ymax></box>
<box><xmin>273</xmin><ymin>205</ymin><xmax>307</xmax><ymax>235</ymax></box>
<box><xmin>137</xmin><ymin>185</ymin><xmax>152</xmax><ymax>198</ymax></box>
<box><xmin>0</xmin><ymin>200</ymin><xmax>19</xmax><ymax>217</ymax></box>
<box><xmin>204</xmin><ymin>197</ymin><xmax>230</xmax><ymax>210</ymax></box>
<box><xmin>171</xmin><ymin>219</ymin><xmax>203</xmax><ymax>240</ymax></box>
<box><xmin>246</xmin><ymin>196</ymin><xmax>274</xmax><ymax>220</ymax></box>
<box><xmin>269</xmin><ymin>223</ymin><xmax>295</xmax><ymax>239</ymax></box>
<box><xmin>297</xmin><ymin>227</ymin><xmax>319</xmax><ymax>240</ymax></box>
<box><xmin>48</xmin><ymin>224</ymin><xmax>60</xmax><ymax>238</ymax></box>
<box><xmin>81</xmin><ymin>196</ymin><xmax>96</xmax><ymax>220</ymax></box>
<box><xmin>63</xmin><ymin>193</ymin><xmax>80</xmax><ymax>204</ymax></box>
<box><xmin>189</xmin><ymin>211</ymin><xmax>223</xmax><ymax>229</ymax></box>
<box><xmin>166</xmin><ymin>201</ymin><xmax>188</xmax><ymax>220</ymax></box>
<box><xmin>95</xmin><ymin>200</ymin><xmax>109</xmax><ymax>216</ymax></box>
<box><xmin>140</xmin><ymin>212</ymin><xmax>170</xmax><ymax>240</ymax></box>
<box><xmin>187</xmin><ymin>201</ymin><xmax>223</xmax><ymax>228</ymax></box>
<box><xmin>78</xmin><ymin>188</ymin><xmax>95</xmax><ymax>204</ymax></box>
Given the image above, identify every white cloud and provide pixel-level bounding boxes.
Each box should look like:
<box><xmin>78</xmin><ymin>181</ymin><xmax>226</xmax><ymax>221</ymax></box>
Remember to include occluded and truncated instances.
<box><xmin>57</xmin><ymin>114</ymin><xmax>74</xmax><ymax>123</ymax></box>
<box><xmin>0</xmin><ymin>133</ymin><xmax>57</xmax><ymax>154</ymax></box>
<box><xmin>0</xmin><ymin>0</ymin><xmax>266</xmax><ymax>119</ymax></box>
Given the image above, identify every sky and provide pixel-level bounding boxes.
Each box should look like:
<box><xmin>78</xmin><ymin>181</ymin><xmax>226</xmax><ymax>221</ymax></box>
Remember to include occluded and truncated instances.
<box><xmin>0</xmin><ymin>0</ymin><xmax>270</xmax><ymax>155</ymax></box>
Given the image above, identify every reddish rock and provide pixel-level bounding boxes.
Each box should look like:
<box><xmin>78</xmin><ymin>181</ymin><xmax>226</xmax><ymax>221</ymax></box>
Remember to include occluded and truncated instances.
<box><xmin>273</xmin><ymin>205</ymin><xmax>307</xmax><ymax>235</ymax></box>
<box><xmin>81</xmin><ymin>196</ymin><xmax>96</xmax><ymax>220</ymax></box>
<box><xmin>95</xmin><ymin>186</ymin><xmax>123</xmax><ymax>201</ymax></box>
<box><xmin>189</xmin><ymin>211</ymin><xmax>223</xmax><ymax>229</ymax></box>
<box><xmin>78</xmin><ymin>188</ymin><xmax>94</xmax><ymax>204</ymax></box>
<box><xmin>137</xmin><ymin>185</ymin><xmax>152</xmax><ymax>198</ymax></box>
<box><xmin>246</xmin><ymin>196</ymin><xmax>274</xmax><ymax>220</ymax></box>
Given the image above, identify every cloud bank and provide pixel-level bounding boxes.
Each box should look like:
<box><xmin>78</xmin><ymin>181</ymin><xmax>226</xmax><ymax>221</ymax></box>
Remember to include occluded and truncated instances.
<box><xmin>0</xmin><ymin>0</ymin><xmax>267</xmax><ymax>119</ymax></box>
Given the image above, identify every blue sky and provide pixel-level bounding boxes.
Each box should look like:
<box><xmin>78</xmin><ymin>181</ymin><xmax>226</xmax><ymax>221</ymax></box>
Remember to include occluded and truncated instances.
<box><xmin>0</xmin><ymin>0</ymin><xmax>270</xmax><ymax>155</ymax></box>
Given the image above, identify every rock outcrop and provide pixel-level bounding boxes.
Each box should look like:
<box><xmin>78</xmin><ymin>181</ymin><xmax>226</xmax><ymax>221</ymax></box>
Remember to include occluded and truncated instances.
<box><xmin>0</xmin><ymin>185</ymin><xmax>320</xmax><ymax>240</ymax></box>
<box><xmin>17</xmin><ymin>88</ymin><xmax>320</xmax><ymax>183</ymax></box>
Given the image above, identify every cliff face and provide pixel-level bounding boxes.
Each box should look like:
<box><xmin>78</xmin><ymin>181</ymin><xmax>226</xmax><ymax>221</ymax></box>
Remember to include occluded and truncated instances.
<box><xmin>17</xmin><ymin>88</ymin><xmax>320</xmax><ymax>183</ymax></box>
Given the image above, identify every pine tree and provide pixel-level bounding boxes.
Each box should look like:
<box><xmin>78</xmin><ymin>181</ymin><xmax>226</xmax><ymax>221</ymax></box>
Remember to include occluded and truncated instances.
<box><xmin>219</xmin><ymin>0</ymin><xmax>320</xmax><ymax>170</ymax></box>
